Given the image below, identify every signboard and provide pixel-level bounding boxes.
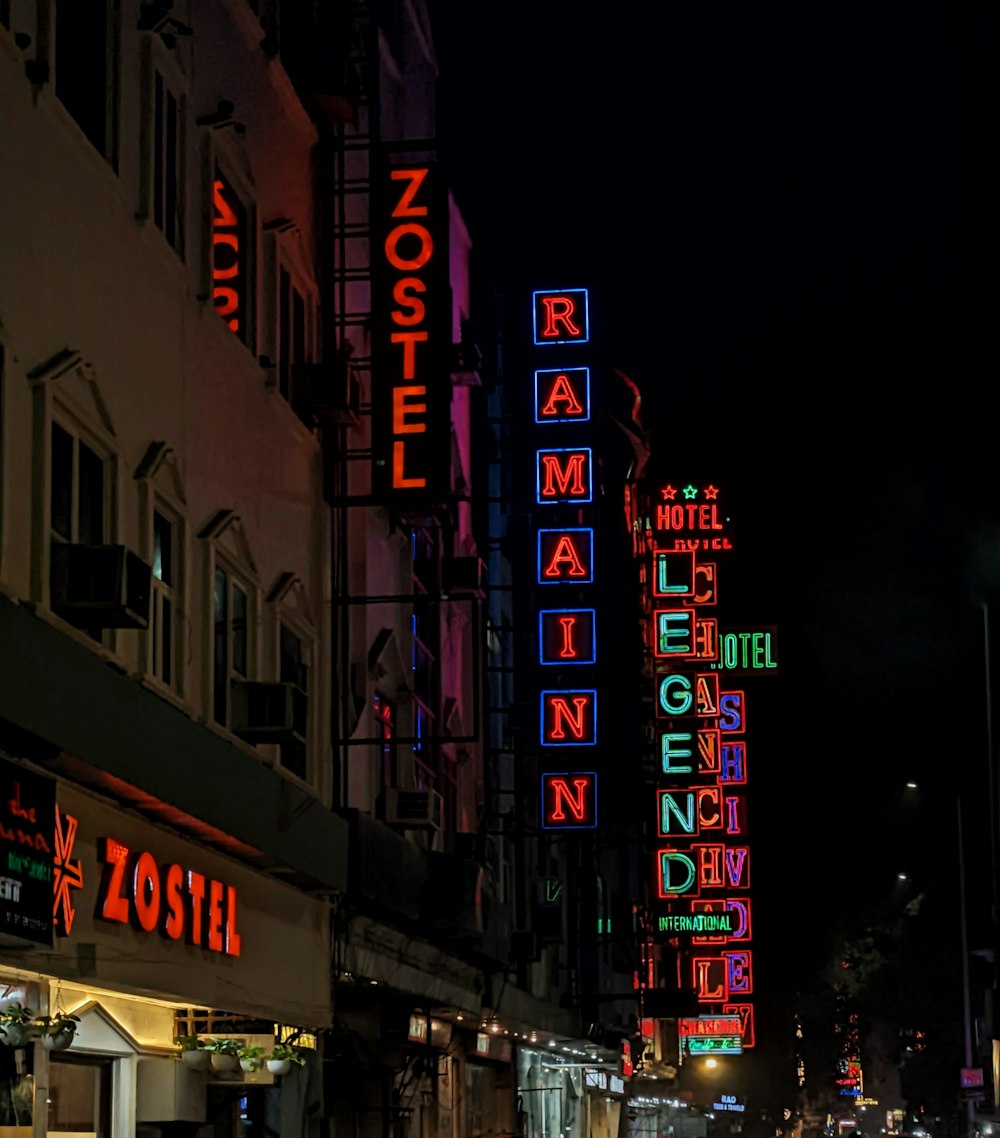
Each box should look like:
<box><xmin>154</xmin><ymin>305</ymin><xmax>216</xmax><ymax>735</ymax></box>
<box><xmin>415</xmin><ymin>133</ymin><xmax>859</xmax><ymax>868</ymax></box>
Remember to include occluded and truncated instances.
<box><xmin>0</xmin><ymin>756</ymin><xmax>55</xmax><ymax>945</ymax></box>
<box><xmin>687</xmin><ymin>1036</ymin><xmax>742</xmax><ymax>1055</ymax></box>
<box><xmin>372</xmin><ymin>160</ymin><xmax>450</xmax><ymax>505</ymax></box>
<box><xmin>708</xmin><ymin>629</ymin><xmax>779</xmax><ymax>675</ymax></box>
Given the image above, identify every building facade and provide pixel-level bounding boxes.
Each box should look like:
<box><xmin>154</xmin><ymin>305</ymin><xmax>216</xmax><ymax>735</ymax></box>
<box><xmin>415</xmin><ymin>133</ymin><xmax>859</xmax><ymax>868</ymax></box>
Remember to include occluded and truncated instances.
<box><xmin>0</xmin><ymin>2</ymin><xmax>649</xmax><ymax>1137</ymax></box>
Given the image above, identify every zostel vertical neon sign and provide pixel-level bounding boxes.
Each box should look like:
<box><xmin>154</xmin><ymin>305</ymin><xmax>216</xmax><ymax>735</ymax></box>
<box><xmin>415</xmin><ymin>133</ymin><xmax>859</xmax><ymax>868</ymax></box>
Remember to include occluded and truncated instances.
<box><xmin>533</xmin><ymin>288</ymin><xmax>597</xmax><ymax>830</ymax></box>
<box><xmin>373</xmin><ymin>161</ymin><xmax>448</xmax><ymax>504</ymax></box>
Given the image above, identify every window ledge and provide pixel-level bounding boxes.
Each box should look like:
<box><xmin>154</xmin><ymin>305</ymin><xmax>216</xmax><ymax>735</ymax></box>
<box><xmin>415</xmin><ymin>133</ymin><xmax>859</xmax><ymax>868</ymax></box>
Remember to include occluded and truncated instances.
<box><xmin>22</xmin><ymin>600</ymin><xmax>123</xmax><ymax>670</ymax></box>
<box><xmin>136</xmin><ymin>672</ymin><xmax>190</xmax><ymax>716</ymax></box>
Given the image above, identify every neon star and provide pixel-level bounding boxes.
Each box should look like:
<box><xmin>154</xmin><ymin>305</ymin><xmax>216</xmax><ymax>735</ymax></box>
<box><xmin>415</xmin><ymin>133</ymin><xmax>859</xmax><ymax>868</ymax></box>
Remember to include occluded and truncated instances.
<box><xmin>682</xmin><ymin>484</ymin><xmax>698</xmax><ymax>499</ymax></box>
<box><xmin>703</xmin><ymin>485</ymin><xmax>719</xmax><ymax>500</ymax></box>
<box><xmin>53</xmin><ymin>805</ymin><xmax>84</xmax><ymax>936</ymax></box>
<box><xmin>661</xmin><ymin>485</ymin><xmax>677</xmax><ymax>501</ymax></box>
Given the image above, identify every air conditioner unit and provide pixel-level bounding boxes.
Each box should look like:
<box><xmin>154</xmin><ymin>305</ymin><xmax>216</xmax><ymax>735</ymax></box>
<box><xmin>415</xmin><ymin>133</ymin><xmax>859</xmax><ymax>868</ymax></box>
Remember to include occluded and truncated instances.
<box><xmin>383</xmin><ymin>788</ymin><xmax>443</xmax><ymax>831</ymax></box>
<box><xmin>49</xmin><ymin>543</ymin><xmax>152</xmax><ymax>630</ymax></box>
<box><xmin>442</xmin><ymin>556</ymin><xmax>486</xmax><ymax>599</ymax></box>
<box><xmin>231</xmin><ymin>681</ymin><xmax>307</xmax><ymax>744</ymax></box>
<box><xmin>298</xmin><ymin>360</ymin><xmax>361</xmax><ymax>425</ymax></box>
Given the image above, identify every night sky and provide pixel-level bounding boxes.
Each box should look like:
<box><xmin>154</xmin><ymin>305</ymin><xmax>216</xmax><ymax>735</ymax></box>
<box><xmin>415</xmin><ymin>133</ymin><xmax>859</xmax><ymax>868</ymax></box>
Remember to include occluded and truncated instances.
<box><xmin>431</xmin><ymin>0</ymin><xmax>997</xmax><ymax>1078</ymax></box>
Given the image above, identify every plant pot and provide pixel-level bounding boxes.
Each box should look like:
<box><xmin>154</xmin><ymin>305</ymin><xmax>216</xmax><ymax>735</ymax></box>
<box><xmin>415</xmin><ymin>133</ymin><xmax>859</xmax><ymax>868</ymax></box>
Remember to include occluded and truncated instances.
<box><xmin>266</xmin><ymin>1058</ymin><xmax>292</xmax><ymax>1076</ymax></box>
<box><xmin>180</xmin><ymin>1049</ymin><xmax>210</xmax><ymax>1070</ymax></box>
<box><xmin>210</xmin><ymin>1052</ymin><xmax>240</xmax><ymax>1074</ymax></box>
<box><xmin>41</xmin><ymin>1028</ymin><xmax>75</xmax><ymax>1051</ymax></box>
<box><xmin>239</xmin><ymin>1059</ymin><xmax>260</xmax><ymax>1073</ymax></box>
<box><xmin>0</xmin><ymin>1024</ymin><xmax>35</xmax><ymax>1047</ymax></box>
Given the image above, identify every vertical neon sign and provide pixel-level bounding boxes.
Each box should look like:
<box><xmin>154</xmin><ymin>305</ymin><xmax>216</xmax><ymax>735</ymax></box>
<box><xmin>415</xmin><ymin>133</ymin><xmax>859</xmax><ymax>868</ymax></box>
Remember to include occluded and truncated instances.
<box><xmin>533</xmin><ymin>289</ymin><xmax>598</xmax><ymax>830</ymax></box>
<box><xmin>642</xmin><ymin>483</ymin><xmax>764</xmax><ymax>1051</ymax></box>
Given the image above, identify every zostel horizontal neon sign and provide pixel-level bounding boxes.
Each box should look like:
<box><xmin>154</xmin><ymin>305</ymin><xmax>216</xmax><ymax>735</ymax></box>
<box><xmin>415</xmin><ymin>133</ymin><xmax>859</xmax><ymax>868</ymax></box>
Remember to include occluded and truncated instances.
<box><xmin>97</xmin><ymin>837</ymin><xmax>242</xmax><ymax>956</ymax></box>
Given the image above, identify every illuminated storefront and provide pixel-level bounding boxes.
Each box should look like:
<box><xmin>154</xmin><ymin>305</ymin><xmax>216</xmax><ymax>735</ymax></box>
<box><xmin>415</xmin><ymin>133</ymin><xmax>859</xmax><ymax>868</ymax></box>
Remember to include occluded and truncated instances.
<box><xmin>0</xmin><ymin>770</ymin><xmax>331</xmax><ymax>1138</ymax></box>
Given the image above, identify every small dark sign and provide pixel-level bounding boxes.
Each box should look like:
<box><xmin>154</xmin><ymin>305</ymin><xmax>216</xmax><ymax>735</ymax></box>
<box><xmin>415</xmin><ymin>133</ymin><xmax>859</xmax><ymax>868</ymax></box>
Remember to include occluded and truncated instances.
<box><xmin>0</xmin><ymin>756</ymin><xmax>55</xmax><ymax>945</ymax></box>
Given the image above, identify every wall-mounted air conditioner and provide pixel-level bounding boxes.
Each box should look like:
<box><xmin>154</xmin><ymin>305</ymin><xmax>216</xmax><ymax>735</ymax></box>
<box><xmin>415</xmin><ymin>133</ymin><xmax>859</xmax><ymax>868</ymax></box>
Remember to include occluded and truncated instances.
<box><xmin>49</xmin><ymin>543</ymin><xmax>152</xmax><ymax>629</ymax></box>
<box><xmin>383</xmin><ymin>788</ymin><xmax>443</xmax><ymax>831</ymax></box>
<box><xmin>231</xmin><ymin>681</ymin><xmax>307</xmax><ymax>744</ymax></box>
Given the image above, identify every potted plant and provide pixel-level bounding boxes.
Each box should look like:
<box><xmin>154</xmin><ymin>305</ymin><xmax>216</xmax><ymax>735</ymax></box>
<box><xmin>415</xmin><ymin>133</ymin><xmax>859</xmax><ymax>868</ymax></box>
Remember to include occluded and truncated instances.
<box><xmin>237</xmin><ymin>1042</ymin><xmax>266</xmax><ymax>1073</ymax></box>
<box><xmin>174</xmin><ymin>1034</ymin><xmax>210</xmax><ymax>1070</ymax></box>
<box><xmin>34</xmin><ymin>1011</ymin><xmax>80</xmax><ymax>1051</ymax></box>
<box><xmin>204</xmin><ymin>1037</ymin><xmax>243</xmax><ymax>1074</ymax></box>
<box><xmin>0</xmin><ymin>1003</ymin><xmax>36</xmax><ymax>1048</ymax></box>
<box><xmin>265</xmin><ymin>1041</ymin><xmax>306</xmax><ymax>1077</ymax></box>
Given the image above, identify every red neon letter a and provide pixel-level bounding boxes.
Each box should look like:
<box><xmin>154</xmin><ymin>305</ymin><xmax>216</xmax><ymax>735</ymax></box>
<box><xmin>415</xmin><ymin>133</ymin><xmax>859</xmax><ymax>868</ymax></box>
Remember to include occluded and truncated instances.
<box><xmin>540</xmin><ymin>373</ymin><xmax>584</xmax><ymax>417</ymax></box>
<box><xmin>543</xmin><ymin>535</ymin><xmax>589</xmax><ymax>578</ymax></box>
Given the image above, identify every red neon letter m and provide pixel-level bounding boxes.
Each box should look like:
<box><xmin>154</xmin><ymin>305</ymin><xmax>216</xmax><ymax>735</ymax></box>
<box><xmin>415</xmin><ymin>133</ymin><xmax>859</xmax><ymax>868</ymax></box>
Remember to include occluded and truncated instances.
<box><xmin>539</xmin><ymin>451</ymin><xmax>589</xmax><ymax>499</ymax></box>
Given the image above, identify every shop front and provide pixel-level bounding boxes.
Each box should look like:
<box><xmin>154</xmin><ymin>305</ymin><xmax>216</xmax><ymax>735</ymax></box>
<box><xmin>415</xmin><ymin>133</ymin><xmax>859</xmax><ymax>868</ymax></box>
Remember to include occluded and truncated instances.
<box><xmin>0</xmin><ymin>772</ymin><xmax>332</xmax><ymax>1138</ymax></box>
<box><xmin>517</xmin><ymin>1047</ymin><xmax>587</xmax><ymax>1138</ymax></box>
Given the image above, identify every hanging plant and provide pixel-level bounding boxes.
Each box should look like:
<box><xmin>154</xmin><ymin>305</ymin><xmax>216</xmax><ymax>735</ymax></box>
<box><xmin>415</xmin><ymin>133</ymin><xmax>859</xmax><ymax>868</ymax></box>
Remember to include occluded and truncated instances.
<box><xmin>265</xmin><ymin>1041</ymin><xmax>306</xmax><ymax>1076</ymax></box>
<box><xmin>34</xmin><ymin>1011</ymin><xmax>80</xmax><ymax>1051</ymax></box>
<box><xmin>174</xmin><ymin>1034</ymin><xmax>210</xmax><ymax>1069</ymax></box>
<box><xmin>204</xmin><ymin>1037</ymin><xmax>243</xmax><ymax>1074</ymax></box>
<box><xmin>0</xmin><ymin>1003</ymin><xmax>37</xmax><ymax>1047</ymax></box>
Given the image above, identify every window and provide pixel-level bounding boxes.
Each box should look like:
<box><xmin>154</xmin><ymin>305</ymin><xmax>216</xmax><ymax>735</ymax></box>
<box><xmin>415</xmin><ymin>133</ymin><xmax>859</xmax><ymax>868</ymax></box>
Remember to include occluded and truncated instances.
<box><xmin>50</xmin><ymin>421</ymin><xmax>106</xmax><ymax>548</ymax></box>
<box><xmin>54</xmin><ymin>0</ymin><xmax>119</xmax><ymax>165</ymax></box>
<box><xmin>150</xmin><ymin>507</ymin><xmax>179</xmax><ymax>687</ymax></box>
<box><xmin>153</xmin><ymin>69</ymin><xmax>183</xmax><ymax>253</ymax></box>
<box><xmin>277</xmin><ymin>265</ymin><xmax>309</xmax><ymax>413</ymax></box>
<box><xmin>213</xmin><ymin>166</ymin><xmax>251</xmax><ymax>344</ymax></box>
<box><xmin>279</xmin><ymin>623</ymin><xmax>308</xmax><ymax>779</ymax></box>
<box><xmin>213</xmin><ymin>564</ymin><xmax>252</xmax><ymax>727</ymax></box>
<box><xmin>47</xmin><ymin>1052</ymin><xmax>113</xmax><ymax>1137</ymax></box>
